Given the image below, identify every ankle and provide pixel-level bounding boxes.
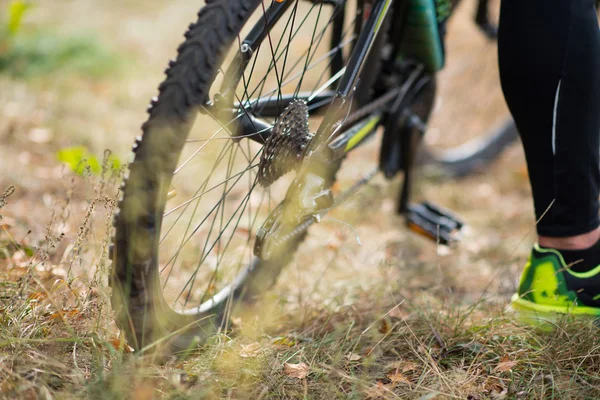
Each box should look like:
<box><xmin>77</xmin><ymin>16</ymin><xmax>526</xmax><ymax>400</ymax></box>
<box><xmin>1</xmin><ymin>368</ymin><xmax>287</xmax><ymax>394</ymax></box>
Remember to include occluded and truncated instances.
<box><xmin>538</xmin><ymin>226</ymin><xmax>600</xmax><ymax>251</ymax></box>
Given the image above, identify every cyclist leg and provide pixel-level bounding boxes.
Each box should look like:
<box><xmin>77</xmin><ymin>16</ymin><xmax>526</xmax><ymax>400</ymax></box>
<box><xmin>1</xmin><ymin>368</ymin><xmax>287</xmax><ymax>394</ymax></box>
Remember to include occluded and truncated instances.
<box><xmin>499</xmin><ymin>0</ymin><xmax>600</xmax><ymax>312</ymax></box>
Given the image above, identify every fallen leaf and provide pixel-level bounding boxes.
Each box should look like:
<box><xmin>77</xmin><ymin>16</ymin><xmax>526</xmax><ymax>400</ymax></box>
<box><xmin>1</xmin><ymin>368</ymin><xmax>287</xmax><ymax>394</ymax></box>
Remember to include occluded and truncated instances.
<box><xmin>50</xmin><ymin>308</ymin><xmax>83</xmax><ymax>321</ymax></box>
<box><xmin>240</xmin><ymin>342</ymin><xmax>262</xmax><ymax>358</ymax></box>
<box><xmin>346</xmin><ymin>352</ymin><xmax>362</xmax><ymax>361</ymax></box>
<box><xmin>378</xmin><ymin>318</ymin><xmax>391</xmax><ymax>334</ymax></box>
<box><xmin>386</xmin><ymin>360</ymin><xmax>418</xmax><ymax>373</ymax></box>
<box><xmin>107</xmin><ymin>338</ymin><xmax>134</xmax><ymax>353</ymax></box>
<box><xmin>387</xmin><ymin>370</ymin><xmax>410</xmax><ymax>384</ymax></box>
<box><xmin>494</xmin><ymin>354</ymin><xmax>517</xmax><ymax>373</ymax></box>
<box><xmin>283</xmin><ymin>362</ymin><xmax>309</xmax><ymax>379</ymax></box>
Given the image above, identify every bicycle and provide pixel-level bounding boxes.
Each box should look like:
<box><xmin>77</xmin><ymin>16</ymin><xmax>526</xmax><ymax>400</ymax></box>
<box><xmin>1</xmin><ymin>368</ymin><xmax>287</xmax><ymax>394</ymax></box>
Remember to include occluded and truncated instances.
<box><xmin>109</xmin><ymin>0</ymin><xmax>517</xmax><ymax>355</ymax></box>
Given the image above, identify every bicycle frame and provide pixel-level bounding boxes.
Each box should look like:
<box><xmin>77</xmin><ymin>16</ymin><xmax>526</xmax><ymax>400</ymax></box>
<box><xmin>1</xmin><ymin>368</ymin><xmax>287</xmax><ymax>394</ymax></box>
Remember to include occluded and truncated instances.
<box><xmin>207</xmin><ymin>0</ymin><xmax>398</xmax><ymax>153</ymax></box>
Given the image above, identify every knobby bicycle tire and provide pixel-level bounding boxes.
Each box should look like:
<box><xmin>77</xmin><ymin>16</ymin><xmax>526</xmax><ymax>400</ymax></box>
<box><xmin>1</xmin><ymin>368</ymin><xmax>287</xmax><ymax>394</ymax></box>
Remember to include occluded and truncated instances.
<box><xmin>111</xmin><ymin>0</ymin><xmax>272</xmax><ymax>355</ymax></box>
<box><xmin>110</xmin><ymin>0</ymin><xmax>383</xmax><ymax>355</ymax></box>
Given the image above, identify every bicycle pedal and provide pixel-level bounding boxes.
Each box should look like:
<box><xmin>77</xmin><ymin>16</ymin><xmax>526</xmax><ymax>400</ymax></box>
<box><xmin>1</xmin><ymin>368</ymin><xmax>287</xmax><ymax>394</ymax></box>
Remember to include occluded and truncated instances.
<box><xmin>405</xmin><ymin>201</ymin><xmax>463</xmax><ymax>245</ymax></box>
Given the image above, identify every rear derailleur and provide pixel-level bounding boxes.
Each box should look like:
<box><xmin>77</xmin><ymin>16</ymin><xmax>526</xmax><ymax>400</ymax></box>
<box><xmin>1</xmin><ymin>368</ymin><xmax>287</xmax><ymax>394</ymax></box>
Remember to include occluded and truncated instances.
<box><xmin>252</xmin><ymin>100</ymin><xmax>336</xmax><ymax>260</ymax></box>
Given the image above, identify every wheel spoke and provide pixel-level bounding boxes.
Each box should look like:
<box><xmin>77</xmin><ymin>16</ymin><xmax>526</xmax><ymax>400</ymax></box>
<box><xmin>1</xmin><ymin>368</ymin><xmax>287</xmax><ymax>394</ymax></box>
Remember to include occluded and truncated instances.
<box><xmin>157</xmin><ymin>0</ymin><xmax>359</xmax><ymax>309</ymax></box>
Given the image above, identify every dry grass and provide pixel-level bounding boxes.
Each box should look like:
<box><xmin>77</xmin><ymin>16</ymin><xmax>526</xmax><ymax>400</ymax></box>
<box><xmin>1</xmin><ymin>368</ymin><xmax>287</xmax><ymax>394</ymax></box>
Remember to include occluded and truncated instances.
<box><xmin>2</xmin><ymin>0</ymin><xmax>599</xmax><ymax>399</ymax></box>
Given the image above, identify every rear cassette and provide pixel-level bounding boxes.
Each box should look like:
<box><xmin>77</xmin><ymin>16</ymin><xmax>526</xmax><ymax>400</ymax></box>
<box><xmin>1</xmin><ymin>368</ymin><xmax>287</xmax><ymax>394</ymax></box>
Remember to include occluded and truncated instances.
<box><xmin>258</xmin><ymin>99</ymin><xmax>313</xmax><ymax>187</ymax></box>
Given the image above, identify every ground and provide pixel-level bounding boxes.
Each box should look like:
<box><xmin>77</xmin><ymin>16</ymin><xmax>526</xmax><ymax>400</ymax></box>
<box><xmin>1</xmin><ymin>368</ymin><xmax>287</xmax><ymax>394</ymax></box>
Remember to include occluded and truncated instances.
<box><xmin>2</xmin><ymin>1</ymin><xmax>600</xmax><ymax>399</ymax></box>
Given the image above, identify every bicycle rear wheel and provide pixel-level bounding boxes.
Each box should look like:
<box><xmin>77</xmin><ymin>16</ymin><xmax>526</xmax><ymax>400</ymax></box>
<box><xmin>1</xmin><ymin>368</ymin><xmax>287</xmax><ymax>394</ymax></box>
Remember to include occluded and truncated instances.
<box><xmin>110</xmin><ymin>0</ymin><xmax>368</xmax><ymax>354</ymax></box>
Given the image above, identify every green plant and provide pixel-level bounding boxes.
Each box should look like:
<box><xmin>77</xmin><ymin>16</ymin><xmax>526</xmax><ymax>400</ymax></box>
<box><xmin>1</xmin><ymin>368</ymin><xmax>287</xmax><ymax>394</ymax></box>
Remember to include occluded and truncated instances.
<box><xmin>57</xmin><ymin>147</ymin><xmax>121</xmax><ymax>176</ymax></box>
<box><xmin>0</xmin><ymin>1</ymin><xmax>120</xmax><ymax>77</ymax></box>
<box><xmin>0</xmin><ymin>1</ymin><xmax>31</xmax><ymax>50</ymax></box>
<box><xmin>6</xmin><ymin>1</ymin><xmax>31</xmax><ymax>36</ymax></box>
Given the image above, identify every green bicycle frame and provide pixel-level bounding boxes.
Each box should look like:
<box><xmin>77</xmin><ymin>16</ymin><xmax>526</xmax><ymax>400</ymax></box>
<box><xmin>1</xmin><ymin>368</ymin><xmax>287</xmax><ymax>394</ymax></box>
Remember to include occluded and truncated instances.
<box><xmin>211</xmin><ymin>0</ymin><xmax>396</xmax><ymax>154</ymax></box>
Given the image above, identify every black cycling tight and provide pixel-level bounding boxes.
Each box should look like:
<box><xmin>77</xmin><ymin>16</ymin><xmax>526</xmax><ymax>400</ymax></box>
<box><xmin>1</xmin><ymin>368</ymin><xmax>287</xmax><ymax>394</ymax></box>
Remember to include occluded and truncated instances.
<box><xmin>498</xmin><ymin>0</ymin><xmax>600</xmax><ymax>237</ymax></box>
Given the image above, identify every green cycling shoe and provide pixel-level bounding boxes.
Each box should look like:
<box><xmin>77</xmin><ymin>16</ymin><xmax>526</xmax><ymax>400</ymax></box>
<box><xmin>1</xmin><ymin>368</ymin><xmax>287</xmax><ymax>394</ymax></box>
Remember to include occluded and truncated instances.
<box><xmin>511</xmin><ymin>244</ymin><xmax>600</xmax><ymax>321</ymax></box>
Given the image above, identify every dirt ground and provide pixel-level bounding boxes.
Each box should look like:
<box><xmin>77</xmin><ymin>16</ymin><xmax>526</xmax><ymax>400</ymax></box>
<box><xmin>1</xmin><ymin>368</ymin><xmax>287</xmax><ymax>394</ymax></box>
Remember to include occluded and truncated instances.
<box><xmin>5</xmin><ymin>1</ymin><xmax>594</xmax><ymax>399</ymax></box>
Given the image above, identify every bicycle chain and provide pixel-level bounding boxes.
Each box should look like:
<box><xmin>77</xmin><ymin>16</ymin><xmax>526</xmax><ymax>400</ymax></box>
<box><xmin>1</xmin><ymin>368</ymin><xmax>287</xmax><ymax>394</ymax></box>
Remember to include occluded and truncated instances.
<box><xmin>341</xmin><ymin>86</ymin><xmax>401</xmax><ymax>129</ymax></box>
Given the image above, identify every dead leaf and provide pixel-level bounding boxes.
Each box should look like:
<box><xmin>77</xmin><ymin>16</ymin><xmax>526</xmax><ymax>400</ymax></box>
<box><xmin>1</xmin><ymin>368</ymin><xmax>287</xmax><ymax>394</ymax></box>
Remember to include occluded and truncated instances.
<box><xmin>50</xmin><ymin>308</ymin><xmax>80</xmax><ymax>321</ymax></box>
<box><xmin>107</xmin><ymin>338</ymin><xmax>134</xmax><ymax>353</ymax></box>
<box><xmin>283</xmin><ymin>362</ymin><xmax>309</xmax><ymax>379</ymax></box>
<box><xmin>386</xmin><ymin>360</ymin><xmax>418</xmax><ymax>373</ymax></box>
<box><xmin>378</xmin><ymin>318</ymin><xmax>391</xmax><ymax>334</ymax></box>
<box><xmin>387</xmin><ymin>370</ymin><xmax>410</xmax><ymax>384</ymax></box>
<box><xmin>494</xmin><ymin>354</ymin><xmax>517</xmax><ymax>373</ymax></box>
<box><xmin>240</xmin><ymin>342</ymin><xmax>262</xmax><ymax>358</ymax></box>
<box><xmin>346</xmin><ymin>352</ymin><xmax>362</xmax><ymax>361</ymax></box>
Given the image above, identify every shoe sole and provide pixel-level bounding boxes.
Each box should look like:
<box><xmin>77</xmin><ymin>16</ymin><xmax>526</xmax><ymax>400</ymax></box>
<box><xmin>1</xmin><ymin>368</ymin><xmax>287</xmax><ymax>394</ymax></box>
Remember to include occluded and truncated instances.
<box><xmin>508</xmin><ymin>294</ymin><xmax>600</xmax><ymax>328</ymax></box>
